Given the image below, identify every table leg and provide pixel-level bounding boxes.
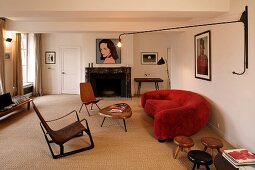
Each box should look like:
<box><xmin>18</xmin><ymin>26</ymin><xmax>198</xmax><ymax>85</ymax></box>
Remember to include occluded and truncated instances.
<box><xmin>154</xmin><ymin>82</ymin><xmax>157</xmax><ymax>90</ymax></box>
<box><xmin>123</xmin><ymin>119</ymin><xmax>127</xmax><ymax>132</ymax></box>
<box><xmin>137</xmin><ymin>82</ymin><xmax>141</xmax><ymax>96</ymax></box>
<box><xmin>27</xmin><ymin>101</ymin><xmax>31</xmax><ymax>110</ymax></box>
<box><xmin>101</xmin><ymin>117</ymin><xmax>106</xmax><ymax>127</ymax></box>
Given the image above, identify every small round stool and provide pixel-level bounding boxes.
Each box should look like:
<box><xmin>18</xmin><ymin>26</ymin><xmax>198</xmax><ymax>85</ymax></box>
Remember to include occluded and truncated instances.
<box><xmin>188</xmin><ymin>150</ymin><xmax>213</xmax><ymax>170</ymax></box>
<box><xmin>173</xmin><ymin>136</ymin><xmax>194</xmax><ymax>159</ymax></box>
<box><xmin>201</xmin><ymin>137</ymin><xmax>223</xmax><ymax>157</ymax></box>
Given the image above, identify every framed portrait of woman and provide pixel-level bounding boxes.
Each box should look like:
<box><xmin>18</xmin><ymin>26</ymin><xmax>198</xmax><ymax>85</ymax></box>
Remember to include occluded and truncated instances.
<box><xmin>96</xmin><ymin>39</ymin><xmax>121</xmax><ymax>64</ymax></box>
<box><xmin>195</xmin><ymin>30</ymin><xmax>211</xmax><ymax>81</ymax></box>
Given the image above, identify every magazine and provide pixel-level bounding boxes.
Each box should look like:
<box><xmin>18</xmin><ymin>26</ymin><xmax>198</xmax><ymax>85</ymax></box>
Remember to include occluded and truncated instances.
<box><xmin>108</xmin><ymin>103</ymin><xmax>127</xmax><ymax>113</ymax></box>
<box><xmin>222</xmin><ymin>152</ymin><xmax>255</xmax><ymax>169</ymax></box>
<box><xmin>224</xmin><ymin>149</ymin><xmax>255</xmax><ymax>164</ymax></box>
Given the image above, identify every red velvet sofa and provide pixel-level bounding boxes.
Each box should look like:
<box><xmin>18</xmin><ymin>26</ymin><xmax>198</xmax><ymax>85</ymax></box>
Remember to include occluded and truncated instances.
<box><xmin>141</xmin><ymin>90</ymin><xmax>211</xmax><ymax>142</ymax></box>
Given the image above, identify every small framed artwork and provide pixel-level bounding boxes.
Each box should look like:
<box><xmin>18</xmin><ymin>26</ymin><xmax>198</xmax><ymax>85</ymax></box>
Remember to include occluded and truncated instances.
<box><xmin>4</xmin><ymin>53</ymin><xmax>11</xmax><ymax>59</ymax></box>
<box><xmin>195</xmin><ymin>30</ymin><xmax>211</xmax><ymax>81</ymax></box>
<box><xmin>45</xmin><ymin>51</ymin><xmax>56</xmax><ymax>64</ymax></box>
<box><xmin>96</xmin><ymin>39</ymin><xmax>121</xmax><ymax>64</ymax></box>
<box><xmin>141</xmin><ymin>52</ymin><xmax>158</xmax><ymax>65</ymax></box>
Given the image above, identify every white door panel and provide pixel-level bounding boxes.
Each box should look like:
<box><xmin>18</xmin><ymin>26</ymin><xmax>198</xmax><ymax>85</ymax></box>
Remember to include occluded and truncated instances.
<box><xmin>61</xmin><ymin>47</ymin><xmax>80</xmax><ymax>94</ymax></box>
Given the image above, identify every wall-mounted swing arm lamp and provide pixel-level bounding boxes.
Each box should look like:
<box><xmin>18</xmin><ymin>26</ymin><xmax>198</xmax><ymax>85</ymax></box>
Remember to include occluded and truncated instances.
<box><xmin>118</xmin><ymin>6</ymin><xmax>248</xmax><ymax>75</ymax></box>
<box><xmin>157</xmin><ymin>57</ymin><xmax>171</xmax><ymax>88</ymax></box>
<box><xmin>6</xmin><ymin>38</ymin><xmax>12</xmax><ymax>42</ymax></box>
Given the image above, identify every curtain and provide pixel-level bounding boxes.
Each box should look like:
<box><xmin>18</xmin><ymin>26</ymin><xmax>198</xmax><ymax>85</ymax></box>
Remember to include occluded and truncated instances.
<box><xmin>12</xmin><ymin>33</ymin><xmax>23</xmax><ymax>95</ymax></box>
<box><xmin>33</xmin><ymin>34</ymin><xmax>43</xmax><ymax>96</ymax></box>
<box><xmin>0</xmin><ymin>19</ymin><xmax>6</xmax><ymax>94</ymax></box>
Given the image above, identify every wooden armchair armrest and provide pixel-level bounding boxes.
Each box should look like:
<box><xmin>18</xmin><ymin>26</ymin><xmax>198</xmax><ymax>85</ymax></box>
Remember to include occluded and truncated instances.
<box><xmin>45</xmin><ymin>110</ymin><xmax>80</xmax><ymax>123</ymax></box>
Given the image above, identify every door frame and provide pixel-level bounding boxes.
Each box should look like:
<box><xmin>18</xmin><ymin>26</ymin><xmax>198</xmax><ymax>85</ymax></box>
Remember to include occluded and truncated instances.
<box><xmin>167</xmin><ymin>47</ymin><xmax>172</xmax><ymax>89</ymax></box>
<box><xmin>59</xmin><ymin>46</ymin><xmax>81</xmax><ymax>94</ymax></box>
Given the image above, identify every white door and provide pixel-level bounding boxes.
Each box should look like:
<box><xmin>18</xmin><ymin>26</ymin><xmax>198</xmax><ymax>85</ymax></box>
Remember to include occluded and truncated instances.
<box><xmin>60</xmin><ymin>47</ymin><xmax>80</xmax><ymax>94</ymax></box>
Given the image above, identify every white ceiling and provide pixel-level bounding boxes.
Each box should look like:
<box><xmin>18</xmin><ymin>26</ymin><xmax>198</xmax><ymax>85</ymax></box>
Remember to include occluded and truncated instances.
<box><xmin>0</xmin><ymin>0</ymin><xmax>230</xmax><ymax>33</ymax></box>
<box><xmin>5</xmin><ymin>11</ymin><xmax>225</xmax><ymax>22</ymax></box>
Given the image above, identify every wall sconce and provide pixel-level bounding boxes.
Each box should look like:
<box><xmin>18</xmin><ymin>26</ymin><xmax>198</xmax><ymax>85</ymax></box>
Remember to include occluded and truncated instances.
<box><xmin>118</xmin><ymin>6</ymin><xmax>248</xmax><ymax>76</ymax></box>
<box><xmin>6</xmin><ymin>38</ymin><xmax>12</xmax><ymax>42</ymax></box>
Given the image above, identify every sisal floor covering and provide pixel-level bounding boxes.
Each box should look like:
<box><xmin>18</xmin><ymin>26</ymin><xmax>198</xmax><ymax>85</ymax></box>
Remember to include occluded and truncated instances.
<box><xmin>0</xmin><ymin>95</ymin><xmax>233</xmax><ymax>170</ymax></box>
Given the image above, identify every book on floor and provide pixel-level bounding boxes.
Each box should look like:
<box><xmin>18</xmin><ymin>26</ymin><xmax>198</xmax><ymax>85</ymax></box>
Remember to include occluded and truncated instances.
<box><xmin>224</xmin><ymin>149</ymin><xmax>255</xmax><ymax>164</ymax></box>
<box><xmin>222</xmin><ymin>152</ymin><xmax>255</xmax><ymax>169</ymax></box>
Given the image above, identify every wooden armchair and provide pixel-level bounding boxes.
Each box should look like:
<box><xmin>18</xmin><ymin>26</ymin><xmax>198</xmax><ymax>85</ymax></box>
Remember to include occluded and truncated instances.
<box><xmin>79</xmin><ymin>82</ymin><xmax>102</xmax><ymax>116</ymax></box>
<box><xmin>32</xmin><ymin>101</ymin><xmax>94</xmax><ymax>159</ymax></box>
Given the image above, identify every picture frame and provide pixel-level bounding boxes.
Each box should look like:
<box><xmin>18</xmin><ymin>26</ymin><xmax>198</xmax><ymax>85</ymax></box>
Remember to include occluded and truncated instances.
<box><xmin>195</xmin><ymin>30</ymin><xmax>211</xmax><ymax>81</ymax></box>
<box><xmin>141</xmin><ymin>52</ymin><xmax>158</xmax><ymax>65</ymax></box>
<box><xmin>96</xmin><ymin>39</ymin><xmax>121</xmax><ymax>64</ymax></box>
<box><xmin>45</xmin><ymin>51</ymin><xmax>56</xmax><ymax>64</ymax></box>
<box><xmin>4</xmin><ymin>53</ymin><xmax>11</xmax><ymax>59</ymax></box>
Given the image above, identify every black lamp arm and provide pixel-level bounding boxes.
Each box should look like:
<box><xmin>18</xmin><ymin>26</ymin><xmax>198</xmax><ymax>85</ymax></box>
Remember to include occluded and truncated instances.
<box><xmin>232</xmin><ymin>6</ymin><xmax>248</xmax><ymax>75</ymax></box>
<box><xmin>118</xmin><ymin>6</ymin><xmax>248</xmax><ymax>76</ymax></box>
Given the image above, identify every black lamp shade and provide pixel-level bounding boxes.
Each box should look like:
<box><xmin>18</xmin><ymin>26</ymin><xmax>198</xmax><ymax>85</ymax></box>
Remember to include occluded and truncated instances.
<box><xmin>157</xmin><ymin>57</ymin><xmax>165</xmax><ymax>65</ymax></box>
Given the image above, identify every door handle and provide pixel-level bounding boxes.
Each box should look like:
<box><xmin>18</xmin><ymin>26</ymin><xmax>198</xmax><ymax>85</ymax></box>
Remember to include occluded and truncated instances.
<box><xmin>62</xmin><ymin>72</ymin><xmax>66</xmax><ymax>74</ymax></box>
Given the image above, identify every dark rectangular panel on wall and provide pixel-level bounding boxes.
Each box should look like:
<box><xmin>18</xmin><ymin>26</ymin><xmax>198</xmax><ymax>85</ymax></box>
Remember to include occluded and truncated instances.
<box><xmin>85</xmin><ymin>67</ymin><xmax>131</xmax><ymax>98</ymax></box>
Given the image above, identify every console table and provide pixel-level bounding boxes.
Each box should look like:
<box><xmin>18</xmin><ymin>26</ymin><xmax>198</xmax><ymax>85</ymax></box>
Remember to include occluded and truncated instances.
<box><xmin>0</xmin><ymin>98</ymin><xmax>33</xmax><ymax>118</ymax></box>
<box><xmin>134</xmin><ymin>78</ymin><xmax>163</xmax><ymax>96</ymax></box>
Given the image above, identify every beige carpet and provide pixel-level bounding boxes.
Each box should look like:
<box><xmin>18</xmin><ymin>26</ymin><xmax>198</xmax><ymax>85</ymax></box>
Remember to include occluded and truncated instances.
<box><xmin>0</xmin><ymin>95</ymin><xmax>233</xmax><ymax>170</ymax></box>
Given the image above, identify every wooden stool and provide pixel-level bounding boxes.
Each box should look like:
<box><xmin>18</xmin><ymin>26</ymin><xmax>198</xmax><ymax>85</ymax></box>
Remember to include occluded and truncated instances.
<box><xmin>173</xmin><ymin>136</ymin><xmax>194</xmax><ymax>159</ymax></box>
<box><xmin>201</xmin><ymin>137</ymin><xmax>223</xmax><ymax>157</ymax></box>
<box><xmin>188</xmin><ymin>150</ymin><xmax>213</xmax><ymax>170</ymax></box>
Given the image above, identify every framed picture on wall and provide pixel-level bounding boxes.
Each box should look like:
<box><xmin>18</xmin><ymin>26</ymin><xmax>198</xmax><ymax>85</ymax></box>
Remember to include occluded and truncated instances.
<box><xmin>96</xmin><ymin>39</ymin><xmax>121</xmax><ymax>64</ymax></box>
<box><xmin>4</xmin><ymin>53</ymin><xmax>11</xmax><ymax>59</ymax></box>
<box><xmin>195</xmin><ymin>30</ymin><xmax>211</xmax><ymax>81</ymax></box>
<box><xmin>45</xmin><ymin>51</ymin><xmax>56</xmax><ymax>64</ymax></box>
<box><xmin>141</xmin><ymin>52</ymin><xmax>158</xmax><ymax>65</ymax></box>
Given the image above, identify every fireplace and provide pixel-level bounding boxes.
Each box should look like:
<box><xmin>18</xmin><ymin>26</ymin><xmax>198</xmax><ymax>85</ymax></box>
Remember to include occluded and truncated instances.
<box><xmin>85</xmin><ymin>67</ymin><xmax>131</xmax><ymax>98</ymax></box>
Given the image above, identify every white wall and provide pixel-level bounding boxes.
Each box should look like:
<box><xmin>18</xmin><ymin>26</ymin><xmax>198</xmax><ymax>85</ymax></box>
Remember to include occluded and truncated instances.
<box><xmin>41</xmin><ymin>33</ymin><xmax>133</xmax><ymax>94</ymax></box>
<box><xmin>172</xmin><ymin>0</ymin><xmax>255</xmax><ymax>151</ymax></box>
<box><xmin>132</xmin><ymin>32</ymin><xmax>180</xmax><ymax>94</ymax></box>
<box><xmin>41</xmin><ymin>32</ymin><xmax>181</xmax><ymax>96</ymax></box>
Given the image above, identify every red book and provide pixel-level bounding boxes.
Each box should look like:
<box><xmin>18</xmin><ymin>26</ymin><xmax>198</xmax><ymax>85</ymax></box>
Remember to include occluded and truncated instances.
<box><xmin>108</xmin><ymin>103</ymin><xmax>127</xmax><ymax>112</ymax></box>
<box><xmin>224</xmin><ymin>149</ymin><xmax>255</xmax><ymax>164</ymax></box>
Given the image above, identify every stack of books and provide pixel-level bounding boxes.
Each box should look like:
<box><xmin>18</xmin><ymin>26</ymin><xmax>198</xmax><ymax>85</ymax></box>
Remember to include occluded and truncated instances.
<box><xmin>108</xmin><ymin>103</ymin><xmax>127</xmax><ymax>113</ymax></box>
<box><xmin>223</xmin><ymin>149</ymin><xmax>255</xmax><ymax>169</ymax></box>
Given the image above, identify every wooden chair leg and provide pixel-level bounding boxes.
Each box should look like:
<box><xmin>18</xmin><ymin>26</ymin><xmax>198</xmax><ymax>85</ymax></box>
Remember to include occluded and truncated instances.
<box><xmin>95</xmin><ymin>103</ymin><xmax>100</xmax><ymax>110</ymax></box>
<box><xmin>174</xmin><ymin>146</ymin><xmax>181</xmax><ymax>159</ymax></box>
<box><xmin>79</xmin><ymin>103</ymin><xmax>84</xmax><ymax>113</ymax></box>
<box><xmin>84</xmin><ymin>105</ymin><xmax>91</xmax><ymax>116</ymax></box>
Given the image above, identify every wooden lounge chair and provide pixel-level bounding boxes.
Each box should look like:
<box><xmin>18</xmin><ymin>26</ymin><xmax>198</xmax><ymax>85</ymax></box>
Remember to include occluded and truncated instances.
<box><xmin>32</xmin><ymin>101</ymin><xmax>94</xmax><ymax>159</ymax></box>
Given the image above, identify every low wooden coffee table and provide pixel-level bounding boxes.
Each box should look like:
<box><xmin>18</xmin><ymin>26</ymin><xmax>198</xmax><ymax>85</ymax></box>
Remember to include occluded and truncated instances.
<box><xmin>99</xmin><ymin>103</ymin><xmax>132</xmax><ymax>132</ymax></box>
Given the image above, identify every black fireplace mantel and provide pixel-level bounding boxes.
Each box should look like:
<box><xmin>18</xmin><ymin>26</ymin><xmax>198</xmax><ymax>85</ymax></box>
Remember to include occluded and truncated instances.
<box><xmin>85</xmin><ymin>67</ymin><xmax>131</xmax><ymax>98</ymax></box>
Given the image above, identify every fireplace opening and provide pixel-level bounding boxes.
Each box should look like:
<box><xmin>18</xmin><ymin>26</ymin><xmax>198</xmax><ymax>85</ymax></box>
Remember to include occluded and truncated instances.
<box><xmin>95</xmin><ymin>79</ymin><xmax>121</xmax><ymax>97</ymax></box>
<box><xmin>86</xmin><ymin>67</ymin><xmax>131</xmax><ymax>98</ymax></box>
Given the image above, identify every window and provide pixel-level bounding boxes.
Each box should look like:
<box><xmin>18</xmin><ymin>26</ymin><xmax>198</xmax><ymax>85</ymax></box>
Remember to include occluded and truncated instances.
<box><xmin>21</xmin><ymin>34</ymin><xmax>28</xmax><ymax>84</ymax></box>
<box><xmin>21</xmin><ymin>33</ymin><xmax>35</xmax><ymax>85</ymax></box>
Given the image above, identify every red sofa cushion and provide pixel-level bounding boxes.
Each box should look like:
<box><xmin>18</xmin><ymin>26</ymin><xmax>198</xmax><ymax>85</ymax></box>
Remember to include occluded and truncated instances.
<box><xmin>145</xmin><ymin>99</ymin><xmax>180</xmax><ymax>117</ymax></box>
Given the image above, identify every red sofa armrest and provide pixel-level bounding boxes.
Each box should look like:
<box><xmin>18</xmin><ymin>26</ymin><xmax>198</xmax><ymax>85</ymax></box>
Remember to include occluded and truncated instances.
<box><xmin>154</xmin><ymin>105</ymin><xmax>210</xmax><ymax>139</ymax></box>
